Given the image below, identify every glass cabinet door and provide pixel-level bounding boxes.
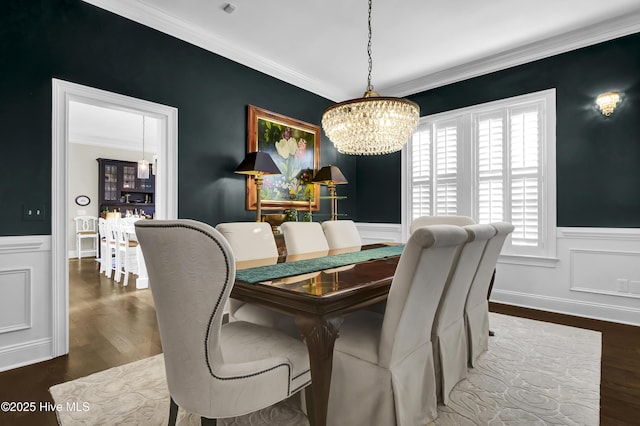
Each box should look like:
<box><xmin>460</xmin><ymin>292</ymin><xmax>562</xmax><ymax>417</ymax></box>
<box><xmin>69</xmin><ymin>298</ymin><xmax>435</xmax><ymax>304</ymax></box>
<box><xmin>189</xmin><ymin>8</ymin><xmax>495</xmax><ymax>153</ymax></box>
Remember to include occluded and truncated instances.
<box><xmin>104</xmin><ymin>164</ymin><xmax>119</xmax><ymax>201</ymax></box>
<box><xmin>122</xmin><ymin>165</ymin><xmax>136</xmax><ymax>189</ymax></box>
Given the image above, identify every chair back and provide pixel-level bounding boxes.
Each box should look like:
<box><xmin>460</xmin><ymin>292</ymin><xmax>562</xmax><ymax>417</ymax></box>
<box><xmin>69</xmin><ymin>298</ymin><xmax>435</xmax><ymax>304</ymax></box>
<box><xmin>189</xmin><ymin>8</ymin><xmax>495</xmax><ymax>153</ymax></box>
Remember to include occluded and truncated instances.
<box><xmin>379</xmin><ymin>225</ymin><xmax>468</xmax><ymax>368</ymax></box>
<box><xmin>215</xmin><ymin>222</ymin><xmax>278</xmax><ymax>261</ymax></box>
<box><xmin>435</xmin><ymin>224</ymin><xmax>496</xmax><ymax>334</ymax></box>
<box><xmin>74</xmin><ymin>215</ymin><xmax>98</xmax><ymax>233</ymax></box>
<box><xmin>321</xmin><ymin>220</ymin><xmax>361</xmax><ymax>251</ymax></box>
<box><xmin>103</xmin><ymin>219</ymin><xmax>118</xmax><ymax>245</ymax></box>
<box><xmin>465</xmin><ymin>222</ymin><xmax>514</xmax><ymax>311</ymax></box>
<box><xmin>98</xmin><ymin>218</ymin><xmax>107</xmax><ymax>240</ymax></box>
<box><xmin>280</xmin><ymin>222</ymin><xmax>329</xmax><ymax>256</ymax></box>
<box><xmin>465</xmin><ymin>221</ymin><xmax>514</xmax><ymax>365</ymax></box>
<box><xmin>135</xmin><ymin>219</ymin><xmax>234</xmax><ymax>413</ymax></box>
<box><xmin>410</xmin><ymin>215</ymin><xmax>475</xmax><ymax>234</ymax></box>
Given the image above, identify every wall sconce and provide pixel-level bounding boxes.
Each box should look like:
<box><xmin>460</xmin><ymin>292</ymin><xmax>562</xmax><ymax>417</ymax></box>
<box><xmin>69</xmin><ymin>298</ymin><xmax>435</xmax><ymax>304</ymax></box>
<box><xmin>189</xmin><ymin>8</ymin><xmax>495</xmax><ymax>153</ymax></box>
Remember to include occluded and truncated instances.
<box><xmin>235</xmin><ymin>152</ymin><xmax>281</xmax><ymax>221</ymax></box>
<box><xmin>596</xmin><ymin>92</ymin><xmax>620</xmax><ymax>116</ymax></box>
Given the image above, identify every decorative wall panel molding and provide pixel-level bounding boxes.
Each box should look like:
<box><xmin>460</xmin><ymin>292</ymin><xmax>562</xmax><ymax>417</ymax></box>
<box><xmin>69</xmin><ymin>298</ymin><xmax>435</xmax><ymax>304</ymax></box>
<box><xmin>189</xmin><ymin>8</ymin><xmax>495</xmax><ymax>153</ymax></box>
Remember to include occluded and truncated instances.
<box><xmin>0</xmin><ymin>235</ymin><xmax>52</xmax><ymax>372</ymax></box>
<box><xmin>0</xmin><ymin>268</ymin><xmax>32</xmax><ymax>333</ymax></box>
<box><xmin>0</xmin><ymin>236</ymin><xmax>47</xmax><ymax>253</ymax></box>
<box><xmin>570</xmin><ymin>249</ymin><xmax>640</xmax><ymax>299</ymax></box>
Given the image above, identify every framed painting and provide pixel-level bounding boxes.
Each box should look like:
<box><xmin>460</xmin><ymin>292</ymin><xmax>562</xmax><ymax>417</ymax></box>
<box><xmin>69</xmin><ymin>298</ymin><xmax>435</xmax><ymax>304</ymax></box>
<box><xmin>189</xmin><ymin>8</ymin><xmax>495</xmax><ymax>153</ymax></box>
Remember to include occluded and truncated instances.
<box><xmin>245</xmin><ymin>105</ymin><xmax>320</xmax><ymax>211</ymax></box>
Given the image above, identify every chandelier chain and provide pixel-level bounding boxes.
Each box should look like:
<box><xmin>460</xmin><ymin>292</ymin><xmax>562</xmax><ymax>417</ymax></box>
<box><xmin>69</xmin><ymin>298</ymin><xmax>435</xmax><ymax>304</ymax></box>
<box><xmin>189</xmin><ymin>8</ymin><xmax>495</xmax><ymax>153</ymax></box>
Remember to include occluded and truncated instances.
<box><xmin>366</xmin><ymin>0</ymin><xmax>373</xmax><ymax>92</ymax></box>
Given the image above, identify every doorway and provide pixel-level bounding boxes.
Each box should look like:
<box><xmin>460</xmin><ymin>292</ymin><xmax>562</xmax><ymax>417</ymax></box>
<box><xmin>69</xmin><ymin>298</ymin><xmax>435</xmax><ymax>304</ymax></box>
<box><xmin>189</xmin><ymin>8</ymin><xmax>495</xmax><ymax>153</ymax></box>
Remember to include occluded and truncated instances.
<box><xmin>51</xmin><ymin>79</ymin><xmax>178</xmax><ymax>357</ymax></box>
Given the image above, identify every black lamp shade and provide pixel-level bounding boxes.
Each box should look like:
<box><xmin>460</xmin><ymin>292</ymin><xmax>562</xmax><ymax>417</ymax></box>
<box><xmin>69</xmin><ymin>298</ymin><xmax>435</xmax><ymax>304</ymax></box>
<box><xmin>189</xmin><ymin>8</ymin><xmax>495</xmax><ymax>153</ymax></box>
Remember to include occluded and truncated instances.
<box><xmin>312</xmin><ymin>165</ymin><xmax>348</xmax><ymax>185</ymax></box>
<box><xmin>234</xmin><ymin>152</ymin><xmax>281</xmax><ymax>176</ymax></box>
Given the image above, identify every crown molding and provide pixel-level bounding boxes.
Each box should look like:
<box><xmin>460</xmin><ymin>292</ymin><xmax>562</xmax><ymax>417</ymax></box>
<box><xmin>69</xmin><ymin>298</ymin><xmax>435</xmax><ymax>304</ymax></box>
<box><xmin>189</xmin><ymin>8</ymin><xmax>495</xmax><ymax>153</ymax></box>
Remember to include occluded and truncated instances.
<box><xmin>83</xmin><ymin>1</ymin><xmax>640</xmax><ymax>101</ymax></box>
<box><xmin>384</xmin><ymin>10</ymin><xmax>640</xmax><ymax>97</ymax></box>
<box><xmin>82</xmin><ymin>0</ymin><xmax>346</xmax><ymax>101</ymax></box>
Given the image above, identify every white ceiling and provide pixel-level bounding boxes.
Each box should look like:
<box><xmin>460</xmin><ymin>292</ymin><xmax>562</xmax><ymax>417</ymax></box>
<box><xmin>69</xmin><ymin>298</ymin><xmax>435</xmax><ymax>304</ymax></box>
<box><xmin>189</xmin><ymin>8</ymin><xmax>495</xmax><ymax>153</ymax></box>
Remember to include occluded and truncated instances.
<box><xmin>84</xmin><ymin>0</ymin><xmax>640</xmax><ymax>101</ymax></box>
<box><xmin>69</xmin><ymin>101</ymin><xmax>160</xmax><ymax>153</ymax></box>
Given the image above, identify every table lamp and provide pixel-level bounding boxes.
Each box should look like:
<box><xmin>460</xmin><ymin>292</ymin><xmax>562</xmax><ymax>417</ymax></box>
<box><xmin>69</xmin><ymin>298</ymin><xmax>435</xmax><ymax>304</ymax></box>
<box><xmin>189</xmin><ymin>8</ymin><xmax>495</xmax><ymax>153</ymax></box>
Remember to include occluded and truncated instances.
<box><xmin>312</xmin><ymin>165</ymin><xmax>348</xmax><ymax>220</ymax></box>
<box><xmin>235</xmin><ymin>152</ymin><xmax>281</xmax><ymax>221</ymax></box>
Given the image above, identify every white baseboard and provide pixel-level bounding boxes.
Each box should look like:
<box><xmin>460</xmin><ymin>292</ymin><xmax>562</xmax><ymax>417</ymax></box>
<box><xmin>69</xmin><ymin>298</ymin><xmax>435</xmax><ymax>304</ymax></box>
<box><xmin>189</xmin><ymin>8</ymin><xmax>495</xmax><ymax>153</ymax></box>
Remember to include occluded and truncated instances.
<box><xmin>0</xmin><ymin>338</ymin><xmax>53</xmax><ymax>373</ymax></box>
<box><xmin>492</xmin><ymin>289</ymin><xmax>640</xmax><ymax>327</ymax></box>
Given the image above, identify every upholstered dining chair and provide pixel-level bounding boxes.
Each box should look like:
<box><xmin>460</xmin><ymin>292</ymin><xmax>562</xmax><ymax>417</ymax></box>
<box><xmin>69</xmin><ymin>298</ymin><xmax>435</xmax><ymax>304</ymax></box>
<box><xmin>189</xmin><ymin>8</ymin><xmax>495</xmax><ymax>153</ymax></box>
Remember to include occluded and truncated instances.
<box><xmin>327</xmin><ymin>225</ymin><xmax>468</xmax><ymax>426</ymax></box>
<box><xmin>214</xmin><ymin>222</ymin><xmax>298</xmax><ymax>336</ymax></box>
<box><xmin>465</xmin><ymin>222</ymin><xmax>514</xmax><ymax>367</ymax></box>
<box><xmin>409</xmin><ymin>215</ymin><xmax>475</xmax><ymax>234</ymax></box>
<box><xmin>135</xmin><ymin>219</ymin><xmax>311</xmax><ymax>425</ymax></box>
<box><xmin>280</xmin><ymin>222</ymin><xmax>329</xmax><ymax>259</ymax></box>
<box><xmin>321</xmin><ymin>220</ymin><xmax>361</xmax><ymax>254</ymax></box>
<box><xmin>432</xmin><ymin>223</ymin><xmax>496</xmax><ymax>405</ymax></box>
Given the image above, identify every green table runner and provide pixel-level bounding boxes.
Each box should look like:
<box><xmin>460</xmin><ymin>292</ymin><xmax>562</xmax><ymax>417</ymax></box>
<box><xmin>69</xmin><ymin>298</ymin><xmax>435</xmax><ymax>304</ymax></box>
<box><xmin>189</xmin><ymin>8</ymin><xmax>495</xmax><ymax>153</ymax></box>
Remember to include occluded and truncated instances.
<box><xmin>236</xmin><ymin>245</ymin><xmax>404</xmax><ymax>284</ymax></box>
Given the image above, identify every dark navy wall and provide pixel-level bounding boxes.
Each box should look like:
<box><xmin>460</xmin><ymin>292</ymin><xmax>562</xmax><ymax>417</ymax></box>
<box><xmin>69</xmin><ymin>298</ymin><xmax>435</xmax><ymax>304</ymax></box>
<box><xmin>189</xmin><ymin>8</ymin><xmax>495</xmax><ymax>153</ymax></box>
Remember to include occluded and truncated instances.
<box><xmin>0</xmin><ymin>0</ymin><xmax>356</xmax><ymax>236</ymax></box>
<box><xmin>356</xmin><ymin>32</ymin><xmax>640</xmax><ymax>227</ymax></box>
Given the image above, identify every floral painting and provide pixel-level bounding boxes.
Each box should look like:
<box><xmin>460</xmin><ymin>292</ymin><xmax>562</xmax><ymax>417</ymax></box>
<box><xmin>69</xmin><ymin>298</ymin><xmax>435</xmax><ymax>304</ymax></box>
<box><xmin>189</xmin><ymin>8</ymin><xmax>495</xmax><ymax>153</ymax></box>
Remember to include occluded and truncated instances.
<box><xmin>245</xmin><ymin>105</ymin><xmax>320</xmax><ymax>211</ymax></box>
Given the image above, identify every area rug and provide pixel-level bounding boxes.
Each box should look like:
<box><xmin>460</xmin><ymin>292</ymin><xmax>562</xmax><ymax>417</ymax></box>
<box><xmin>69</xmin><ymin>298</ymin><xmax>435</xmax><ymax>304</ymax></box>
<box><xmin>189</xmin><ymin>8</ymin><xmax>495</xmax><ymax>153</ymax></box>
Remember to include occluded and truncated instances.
<box><xmin>50</xmin><ymin>313</ymin><xmax>600</xmax><ymax>425</ymax></box>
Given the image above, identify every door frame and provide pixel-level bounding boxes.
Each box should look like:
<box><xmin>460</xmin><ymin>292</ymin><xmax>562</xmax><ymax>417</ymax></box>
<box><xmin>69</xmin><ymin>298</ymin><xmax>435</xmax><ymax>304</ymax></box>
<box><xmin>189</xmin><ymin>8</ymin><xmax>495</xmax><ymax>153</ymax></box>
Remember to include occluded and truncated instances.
<box><xmin>51</xmin><ymin>79</ymin><xmax>178</xmax><ymax>356</ymax></box>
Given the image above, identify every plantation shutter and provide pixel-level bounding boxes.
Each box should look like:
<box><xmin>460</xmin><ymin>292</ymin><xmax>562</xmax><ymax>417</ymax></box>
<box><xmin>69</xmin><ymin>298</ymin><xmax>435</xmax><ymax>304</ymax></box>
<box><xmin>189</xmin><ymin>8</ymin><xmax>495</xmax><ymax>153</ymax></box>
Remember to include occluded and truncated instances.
<box><xmin>510</xmin><ymin>106</ymin><xmax>541</xmax><ymax>247</ymax></box>
<box><xmin>410</xmin><ymin>128</ymin><xmax>431</xmax><ymax>220</ymax></box>
<box><xmin>435</xmin><ymin>123</ymin><xmax>458</xmax><ymax>215</ymax></box>
<box><xmin>477</xmin><ymin>113</ymin><xmax>504</xmax><ymax>224</ymax></box>
<box><xmin>407</xmin><ymin>90</ymin><xmax>553</xmax><ymax>257</ymax></box>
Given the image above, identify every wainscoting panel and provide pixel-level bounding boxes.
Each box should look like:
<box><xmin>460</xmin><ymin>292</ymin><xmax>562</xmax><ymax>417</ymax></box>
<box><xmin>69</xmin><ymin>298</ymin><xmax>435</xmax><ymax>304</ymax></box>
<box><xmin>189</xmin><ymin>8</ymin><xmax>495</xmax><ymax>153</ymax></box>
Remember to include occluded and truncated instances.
<box><xmin>570</xmin><ymin>249</ymin><xmax>640</xmax><ymax>298</ymax></box>
<box><xmin>0</xmin><ymin>268</ymin><xmax>32</xmax><ymax>333</ymax></box>
<box><xmin>492</xmin><ymin>227</ymin><xmax>640</xmax><ymax>326</ymax></box>
<box><xmin>0</xmin><ymin>236</ymin><xmax>53</xmax><ymax>372</ymax></box>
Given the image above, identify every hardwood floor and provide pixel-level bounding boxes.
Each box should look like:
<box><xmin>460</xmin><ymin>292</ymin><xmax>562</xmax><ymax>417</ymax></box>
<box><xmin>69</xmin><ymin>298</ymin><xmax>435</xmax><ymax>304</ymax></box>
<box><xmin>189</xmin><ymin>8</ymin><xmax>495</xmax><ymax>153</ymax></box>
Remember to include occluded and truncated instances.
<box><xmin>0</xmin><ymin>259</ymin><xmax>638</xmax><ymax>425</ymax></box>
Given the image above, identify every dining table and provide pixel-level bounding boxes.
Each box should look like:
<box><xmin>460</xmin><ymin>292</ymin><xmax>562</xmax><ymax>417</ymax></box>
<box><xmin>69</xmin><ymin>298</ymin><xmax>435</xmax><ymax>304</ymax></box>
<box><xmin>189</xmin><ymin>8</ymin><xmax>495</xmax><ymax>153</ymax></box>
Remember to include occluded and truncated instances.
<box><xmin>231</xmin><ymin>243</ymin><xmax>403</xmax><ymax>426</ymax></box>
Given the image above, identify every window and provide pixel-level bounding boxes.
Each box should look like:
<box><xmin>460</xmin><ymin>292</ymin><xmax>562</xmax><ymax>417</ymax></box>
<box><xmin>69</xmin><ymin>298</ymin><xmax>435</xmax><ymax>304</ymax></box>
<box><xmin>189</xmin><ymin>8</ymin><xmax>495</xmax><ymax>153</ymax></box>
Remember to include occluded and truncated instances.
<box><xmin>403</xmin><ymin>89</ymin><xmax>556</xmax><ymax>257</ymax></box>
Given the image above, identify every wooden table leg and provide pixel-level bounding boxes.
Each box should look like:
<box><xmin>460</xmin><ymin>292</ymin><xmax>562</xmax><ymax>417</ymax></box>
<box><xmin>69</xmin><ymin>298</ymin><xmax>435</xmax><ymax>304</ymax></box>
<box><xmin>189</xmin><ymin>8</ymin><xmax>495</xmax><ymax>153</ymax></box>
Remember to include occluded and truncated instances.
<box><xmin>295</xmin><ymin>315</ymin><xmax>343</xmax><ymax>426</ymax></box>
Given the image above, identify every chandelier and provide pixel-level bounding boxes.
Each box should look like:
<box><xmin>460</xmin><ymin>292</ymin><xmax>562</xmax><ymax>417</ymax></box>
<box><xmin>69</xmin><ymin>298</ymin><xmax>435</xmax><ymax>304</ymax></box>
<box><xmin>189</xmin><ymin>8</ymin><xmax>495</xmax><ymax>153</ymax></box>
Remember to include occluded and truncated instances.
<box><xmin>321</xmin><ymin>0</ymin><xmax>419</xmax><ymax>155</ymax></box>
<box><xmin>137</xmin><ymin>115</ymin><xmax>150</xmax><ymax>179</ymax></box>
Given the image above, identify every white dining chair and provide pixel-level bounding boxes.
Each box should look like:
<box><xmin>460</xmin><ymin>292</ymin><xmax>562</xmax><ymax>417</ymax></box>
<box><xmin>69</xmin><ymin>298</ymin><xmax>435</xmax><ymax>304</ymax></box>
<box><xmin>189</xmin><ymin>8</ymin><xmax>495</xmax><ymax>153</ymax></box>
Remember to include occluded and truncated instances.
<box><xmin>114</xmin><ymin>219</ymin><xmax>140</xmax><ymax>286</ymax></box>
<box><xmin>135</xmin><ymin>219</ymin><xmax>311</xmax><ymax>425</ymax></box>
<box><xmin>73</xmin><ymin>216</ymin><xmax>99</xmax><ymax>259</ymax></box>
<box><xmin>321</xmin><ymin>220</ymin><xmax>361</xmax><ymax>254</ymax></box>
<box><xmin>432</xmin><ymin>223</ymin><xmax>496</xmax><ymax>405</ymax></box>
<box><xmin>327</xmin><ymin>225</ymin><xmax>468</xmax><ymax>425</ymax></box>
<box><xmin>410</xmin><ymin>215</ymin><xmax>475</xmax><ymax>234</ymax></box>
<box><xmin>100</xmin><ymin>218</ymin><xmax>118</xmax><ymax>278</ymax></box>
<box><xmin>214</xmin><ymin>222</ymin><xmax>286</xmax><ymax>328</ymax></box>
<box><xmin>465</xmin><ymin>221</ymin><xmax>514</xmax><ymax>367</ymax></box>
<box><xmin>98</xmin><ymin>218</ymin><xmax>110</xmax><ymax>276</ymax></box>
<box><xmin>280</xmin><ymin>222</ymin><xmax>329</xmax><ymax>258</ymax></box>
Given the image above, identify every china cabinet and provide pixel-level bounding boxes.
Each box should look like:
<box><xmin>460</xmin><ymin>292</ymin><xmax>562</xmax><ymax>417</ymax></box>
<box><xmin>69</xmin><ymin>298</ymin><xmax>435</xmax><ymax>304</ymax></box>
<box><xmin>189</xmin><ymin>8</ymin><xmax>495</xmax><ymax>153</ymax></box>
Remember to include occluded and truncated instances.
<box><xmin>97</xmin><ymin>158</ymin><xmax>155</xmax><ymax>217</ymax></box>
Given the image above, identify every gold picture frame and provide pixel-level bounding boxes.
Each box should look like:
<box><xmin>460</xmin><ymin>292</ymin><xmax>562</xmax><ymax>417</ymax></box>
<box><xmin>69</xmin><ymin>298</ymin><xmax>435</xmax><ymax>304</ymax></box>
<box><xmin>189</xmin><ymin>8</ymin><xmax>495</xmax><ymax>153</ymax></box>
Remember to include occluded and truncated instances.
<box><xmin>245</xmin><ymin>105</ymin><xmax>320</xmax><ymax>211</ymax></box>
